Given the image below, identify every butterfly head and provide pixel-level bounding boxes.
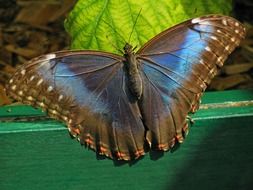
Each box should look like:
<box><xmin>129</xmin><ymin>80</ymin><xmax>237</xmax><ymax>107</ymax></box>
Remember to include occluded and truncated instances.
<box><xmin>123</xmin><ymin>43</ymin><xmax>134</xmax><ymax>54</ymax></box>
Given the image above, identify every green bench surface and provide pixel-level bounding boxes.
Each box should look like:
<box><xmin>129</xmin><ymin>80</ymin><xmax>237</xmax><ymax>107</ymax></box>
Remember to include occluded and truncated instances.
<box><xmin>1</xmin><ymin>90</ymin><xmax>253</xmax><ymax>190</ymax></box>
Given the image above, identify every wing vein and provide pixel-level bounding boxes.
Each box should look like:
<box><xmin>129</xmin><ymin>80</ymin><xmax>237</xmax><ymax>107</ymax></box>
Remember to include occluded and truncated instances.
<box><xmin>139</xmin><ymin>57</ymin><xmax>201</xmax><ymax>92</ymax></box>
<box><xmin>56</xmin><ymin>60</ymin><xmax>121</xmax><ymax>77</ymax></box>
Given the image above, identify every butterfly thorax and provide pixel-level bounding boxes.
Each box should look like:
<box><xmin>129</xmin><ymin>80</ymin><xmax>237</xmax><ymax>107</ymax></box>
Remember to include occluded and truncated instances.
<box><xmin>124</xmin><ymin>43</ymin><xmax>143</xmax><ymax>99</ymax></box>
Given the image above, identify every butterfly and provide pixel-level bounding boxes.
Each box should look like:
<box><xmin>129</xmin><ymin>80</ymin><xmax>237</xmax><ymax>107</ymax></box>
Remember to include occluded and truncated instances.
<box><xmin>6</xmin><ymin>15</ymin><xmax>246</xmax><ymax>160</ymax></box>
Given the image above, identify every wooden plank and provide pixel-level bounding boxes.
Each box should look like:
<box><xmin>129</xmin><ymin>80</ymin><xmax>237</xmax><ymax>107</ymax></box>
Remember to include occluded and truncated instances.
<box><xmin>0</xmin><ymin>89</ymin><xmax>253</xmax><ymax>190</ymax></box>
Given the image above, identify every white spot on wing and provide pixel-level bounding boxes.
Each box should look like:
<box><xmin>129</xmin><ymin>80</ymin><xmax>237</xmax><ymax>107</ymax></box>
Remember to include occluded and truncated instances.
<box><xmin>11</xmin><ymin>85</ymin><xmax>16</xmax><ymax>90</ymax></box>
<box><xmin>18</xmin><ymin>91</ymin><xmax>23</xmax><ymax>95</ymax></box>
<box><xmin>210</xmin><ymin>68</ymin><xmax>215</xmax><ymax>74</ymax></box>
<box><xmin>63</xmin><ymin>116</ymin><xmax>68</xmax><ymax>121</ymax></box>
<box><xmin>205</xmin><ymin>46</ymin><xmax>211</xmax><ymax>52</ymax></box>
<box><xmin>217</xmin><ymin>57</ymin><xmax>223</xmax><ymax>63</ymax></box>
<box><xmin>200</xmin><ymin>83</ymin><xmax>206</xmax><ymax>89</ymax></box>
<box><xmin>211</xmin><ymin>36</ymin><xmax>218</xmax><ymax>41</ymax></box>
<box><xmin>9</xmin><ymin>79</ymin><xmax>13</xmax><ymax>84</ymax></box>
<box><xmin>27</xmin><ymin>96</ymin><xmax>33</xmax><ymax>101</ymax></box>
<box><xmin>39</xmin><ymin>102</ymin><xmax>45</xmax><ymax>107</ymax></box>
<box><xmin>235</xmin><ymin>22</ymin><xmax>239</xmax><ymax>27</ymax></box>
<box><xmin>235</xmin><ymin>29</ymin><xmax>239</xmax><ymax>34</ymax></box>
<box><xmin>191</xmin><ymin>18</ymin><xmax>201</xmax><ymax>24</ymax></box>
<box><xmin>222</xmin><ymin>19</ymin><xmax>227</xmax><ymax>26</ymax></box>
<box><xmin>21</xmin><ymin>69</ymin><xmax>26</xmax><ymax>75</ymax></box>
<box><xmin>58</xmin><ymin>95</ymin><xmax>63</xmax><ymax>101</ymax></box>
<box><xmin>30</xmin><ymin>76</ymin><xmax>35</xmax><ymax>81</ymax></box>
<box><xmin>37</xmin><ymin>79</ymin><xmax>43</xmax><ymax>86</ymax></box>
<box><xmin>45</xmin><ymin>54</ymin><xmax>56</xmax><ymax>60</ymax></box>
<box><xmin>47</xmin><ymin>86</ymin><xmax>53</xmax><ymax>92</ymax></box>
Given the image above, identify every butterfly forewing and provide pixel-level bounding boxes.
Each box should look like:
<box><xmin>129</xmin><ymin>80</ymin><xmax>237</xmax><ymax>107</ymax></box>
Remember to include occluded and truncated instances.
<box><xmin>137</xmin><ymin>15</ymin><xmax>246</xmax><ymax>149</ymax></box>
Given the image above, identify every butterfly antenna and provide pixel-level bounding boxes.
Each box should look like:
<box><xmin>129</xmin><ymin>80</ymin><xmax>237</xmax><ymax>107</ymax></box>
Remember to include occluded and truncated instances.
<box><xmin>105</xmin><ymin>34</ymin><xmax>124</xmax><ymax>54</ymax></box>
<box><xmin>128</xmin><ymin>8</ymin><xmax>142</xmax><ymax>44</ymax></box>
<box><xmin>102</xmin><ymin>19</ymin><xmax>127</xmax><ymax>45</ymax></box>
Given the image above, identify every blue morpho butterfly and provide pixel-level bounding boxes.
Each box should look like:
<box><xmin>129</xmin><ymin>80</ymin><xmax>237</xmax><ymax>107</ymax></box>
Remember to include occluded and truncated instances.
<box><xmin>6</xmin><ymin>15</ymin><xmax>245</xmax><ymax>160</ymax></box>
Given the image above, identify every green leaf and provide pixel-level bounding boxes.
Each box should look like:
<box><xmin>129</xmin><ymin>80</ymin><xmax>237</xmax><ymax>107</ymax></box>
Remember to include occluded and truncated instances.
<box><xmin>64</xmin><ymin>0</ymin><xmax>232</xmax><ymax>54</ymax></box>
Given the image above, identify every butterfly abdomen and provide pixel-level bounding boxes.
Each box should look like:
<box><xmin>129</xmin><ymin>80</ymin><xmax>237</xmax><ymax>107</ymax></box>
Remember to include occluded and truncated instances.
<box><xmin>124</xmin><ymin>44</ymin><xmax>143</xmax><ymax>99</ymax></box>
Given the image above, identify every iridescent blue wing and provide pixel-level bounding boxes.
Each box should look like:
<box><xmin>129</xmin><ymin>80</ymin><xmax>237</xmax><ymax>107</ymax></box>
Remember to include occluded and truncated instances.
<box><xmin>137</xmin><ymin>15</ymin><xmax>246</xmax><ymax>149</ymax></box>
<box><xmin>6</xmin><ymin>51</ymin><xmax>146</xmax><ymax>160</ymax></box>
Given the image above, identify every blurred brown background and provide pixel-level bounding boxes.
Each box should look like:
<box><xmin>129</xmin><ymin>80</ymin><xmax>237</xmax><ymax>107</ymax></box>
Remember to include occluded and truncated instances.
<box><xmin>0</xmin><ymin>0</ymin><xmax>252</xmax><ymax>105</ymax></box>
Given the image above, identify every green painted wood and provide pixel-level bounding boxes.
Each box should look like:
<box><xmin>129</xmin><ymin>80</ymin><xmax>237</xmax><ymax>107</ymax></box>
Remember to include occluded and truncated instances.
<box><xmin>1</xmin><ymin>89</ymin><xmax>253</xmax><ymax>190</ymax></box>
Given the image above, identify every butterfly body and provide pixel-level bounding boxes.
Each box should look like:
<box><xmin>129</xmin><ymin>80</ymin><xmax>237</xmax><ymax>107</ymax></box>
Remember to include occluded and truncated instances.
<box><xmin>6</xmin><ymin>15</ymin><xmax>246</xmax><ymax>160</ymax></box>
<box><xmin>124</xmin><ymin>43</ymin><xmax>143</xmax><ymax>99</ymax></box>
